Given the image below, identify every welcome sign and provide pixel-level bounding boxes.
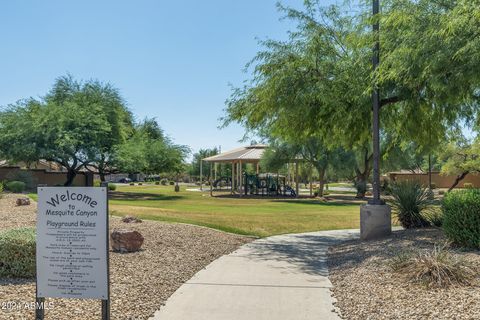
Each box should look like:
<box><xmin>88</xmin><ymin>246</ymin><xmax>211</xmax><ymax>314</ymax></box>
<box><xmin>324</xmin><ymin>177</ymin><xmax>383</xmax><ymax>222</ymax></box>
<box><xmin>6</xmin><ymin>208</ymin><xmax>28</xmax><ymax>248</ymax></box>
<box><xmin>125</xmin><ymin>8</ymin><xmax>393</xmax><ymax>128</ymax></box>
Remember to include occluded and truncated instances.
<box><xmin>36</xmin><ymin>187</ymin><xmax>108</xmax><ymax>299</ymax></box>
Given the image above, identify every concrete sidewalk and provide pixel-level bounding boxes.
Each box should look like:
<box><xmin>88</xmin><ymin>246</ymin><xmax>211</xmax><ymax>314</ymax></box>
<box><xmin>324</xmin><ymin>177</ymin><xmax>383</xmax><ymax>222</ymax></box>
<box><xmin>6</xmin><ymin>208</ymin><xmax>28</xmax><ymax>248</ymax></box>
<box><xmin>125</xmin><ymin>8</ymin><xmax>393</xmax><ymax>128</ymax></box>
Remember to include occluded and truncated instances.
<box><xmin>150</xmin><ymin>229</ymin><xmax>359</xmax><ymax>320</ymax></box>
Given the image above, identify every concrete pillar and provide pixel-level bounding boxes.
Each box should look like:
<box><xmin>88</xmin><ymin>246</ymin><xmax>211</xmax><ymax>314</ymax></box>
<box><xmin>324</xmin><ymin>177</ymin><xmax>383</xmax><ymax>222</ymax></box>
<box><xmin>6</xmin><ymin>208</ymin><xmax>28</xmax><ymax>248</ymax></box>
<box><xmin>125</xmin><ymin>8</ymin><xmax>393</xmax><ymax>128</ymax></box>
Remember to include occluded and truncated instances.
<box><xmin>360</xmin><ymin>204</ymin><xmax>392</xmax><ymax>240</ymax></box>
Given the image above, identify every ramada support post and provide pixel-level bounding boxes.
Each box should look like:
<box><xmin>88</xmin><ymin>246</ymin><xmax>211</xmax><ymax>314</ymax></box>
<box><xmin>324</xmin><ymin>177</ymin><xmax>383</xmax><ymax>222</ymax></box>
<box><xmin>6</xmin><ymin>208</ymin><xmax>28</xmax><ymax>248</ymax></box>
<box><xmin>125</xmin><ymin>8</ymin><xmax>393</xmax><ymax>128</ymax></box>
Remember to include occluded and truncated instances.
<box><xmin>360</xmin><ymin>0</ymin><xmax>391</xmax><ymax>240</ymax></box>
<box><xmin>200</xmin><ymin>159</ymin><xmax>203</xmax><ymax>191</ymax></box>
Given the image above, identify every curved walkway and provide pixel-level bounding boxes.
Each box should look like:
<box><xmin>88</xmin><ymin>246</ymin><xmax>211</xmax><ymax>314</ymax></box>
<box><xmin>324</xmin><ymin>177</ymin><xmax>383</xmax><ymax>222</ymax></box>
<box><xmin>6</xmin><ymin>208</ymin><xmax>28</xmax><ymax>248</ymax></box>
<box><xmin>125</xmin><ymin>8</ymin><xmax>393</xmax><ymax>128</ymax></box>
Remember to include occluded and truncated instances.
<box><xmin>150</xmin><ymin>229</ymin><xmax>359</xmax><ymax>320</ymax></box>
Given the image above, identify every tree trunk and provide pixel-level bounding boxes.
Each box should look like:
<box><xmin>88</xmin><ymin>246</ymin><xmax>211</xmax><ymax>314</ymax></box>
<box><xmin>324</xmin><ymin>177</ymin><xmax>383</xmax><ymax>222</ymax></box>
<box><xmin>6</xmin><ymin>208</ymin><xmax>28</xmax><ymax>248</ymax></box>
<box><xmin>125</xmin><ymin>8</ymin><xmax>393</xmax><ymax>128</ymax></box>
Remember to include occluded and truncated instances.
<box><xmin>448</xmin><ymin>171</ymin><xmax>469</xmax><ymax>192</ymax></box>
<box><xmin>355</xmin><ymin>173</ymin><xmax>367</xmax><ymax>198</ymax></box>
<box><xmin>316</xmin><ymin>167</ymin><xmax>326</xmax><ymax>197</ymax></box>
<box><xmin>354</xmin><ymin>148</ymin><xmax>372</xmax><ymax>198</ymax></box>
<box><xmin>428</xmin><ymin>154</ymin><xmax>432</xmax><ymax>189</ymax></box>
<box><xmin>65</xmin><ymin>168</ymin><xmax>77</xmax><ymax>186</ymax></box>
<box><xmin>99</xmin><ymin>170</ymin><xmax>106</xmax><ymax>182</ymax></box>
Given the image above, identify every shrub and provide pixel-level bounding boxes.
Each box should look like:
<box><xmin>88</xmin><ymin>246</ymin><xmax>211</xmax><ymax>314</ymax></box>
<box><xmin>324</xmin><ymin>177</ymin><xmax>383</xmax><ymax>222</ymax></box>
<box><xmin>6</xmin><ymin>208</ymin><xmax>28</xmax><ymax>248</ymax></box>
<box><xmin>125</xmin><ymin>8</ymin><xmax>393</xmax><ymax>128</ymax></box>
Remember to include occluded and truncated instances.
<box><xmin>108</xmin><ymin>184</ymin><xmax>116</xmax><ymax>191</ymax></box>
<box><xmin>129</xmin><ymin>182</ymin><xmax>135</xmax><ymax>186</ymax></box>
<box><xmin>463</xmin><ymin>183</ymin><xmax>474</xmax><ymax>189</ymax></box>
<box><xmin>443</xmin><ymin>189</ymin><xmax>480</xmax><ymax>248</ymax></box>
<box><xmin>93</xmin><ymin>180</ymin><xmax>101</xmax><ymax>187</ymax></box>
<box><xmin>438</xmin><ymin>190</ymin><xmax>445</xmax><ymax>195</ymax></box>
<box><xmin>155</xmin><ymin>181</ymin><xmax>160</xmax><ymax>185</ymax></box>
<box><xmin>0</xmin><ymin>182</ymin><xmax>3</xmax><ymax>198</ymax></box>
<box><xmin>5</xmin><ymin>171</ymin><xmax>36</xmax><ymax>189</ymax></box>
<box><xmin>169</xmin><ymin>181</ymin><xmax>175</xmax><ymax>185</ymax></box>
<box><xmin>160</xmin><ymin>179</ymin><xmax>168</xmax><ymax>186</ymax></box>
<box><xmin>430</xmin><ymin>183</ymin><xmax>437</xmax><ymax>190</ymax></box>
<box><xmin>5</xmin><ymin>181</ymin><xmax>26</xmax><ymax>193</ymax></box>
<box><xmin>388</xmin><ymin>243</ymin><xmax>476</xmax><ymax>288</ymax></box>
<box><xmin>138</xmin><ymin>182</ymin><xmax>143</xmax><ymax>186</ymax></box>
<box><xmin>0</xmin><ymin>228</ymin><xmax>36</xmax><ymax>278</ymax></box>
<box><xmin>389</xmin><ymin>180</ymin><xmax>432</xmax><ymax>228</ymax></box>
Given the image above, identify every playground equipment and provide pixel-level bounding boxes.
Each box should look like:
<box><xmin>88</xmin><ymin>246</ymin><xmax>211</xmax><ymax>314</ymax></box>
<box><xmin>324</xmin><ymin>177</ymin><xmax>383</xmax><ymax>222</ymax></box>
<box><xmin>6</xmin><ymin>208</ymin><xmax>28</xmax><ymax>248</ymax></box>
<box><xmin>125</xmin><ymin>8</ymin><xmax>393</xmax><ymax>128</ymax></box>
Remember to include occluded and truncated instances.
<box><xmin>244</xmin><ymin>173</ymin><xmax>296</xmax><ymax>197</ymax></box>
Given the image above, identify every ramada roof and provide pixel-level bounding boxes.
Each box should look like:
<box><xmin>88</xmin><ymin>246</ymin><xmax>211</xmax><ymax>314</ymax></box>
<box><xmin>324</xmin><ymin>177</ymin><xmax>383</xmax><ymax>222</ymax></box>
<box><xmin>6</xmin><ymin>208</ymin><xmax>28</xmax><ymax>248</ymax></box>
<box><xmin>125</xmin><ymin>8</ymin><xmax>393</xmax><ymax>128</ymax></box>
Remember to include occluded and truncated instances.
<box><xmin>202</xmin><ymin>144</ymin><xmax>268</xmax><ymax>163</ymax></box>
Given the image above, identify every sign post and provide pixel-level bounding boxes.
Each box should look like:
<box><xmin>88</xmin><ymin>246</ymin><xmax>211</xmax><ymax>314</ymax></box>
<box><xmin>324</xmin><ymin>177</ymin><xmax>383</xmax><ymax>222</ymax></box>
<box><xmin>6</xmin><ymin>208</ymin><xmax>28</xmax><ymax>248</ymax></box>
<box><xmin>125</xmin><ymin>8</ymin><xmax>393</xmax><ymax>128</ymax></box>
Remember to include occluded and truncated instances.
<box><xmin>36</xmin><ymin>185</ymin><xmax>110</xmax><ymax>319</ymax></box>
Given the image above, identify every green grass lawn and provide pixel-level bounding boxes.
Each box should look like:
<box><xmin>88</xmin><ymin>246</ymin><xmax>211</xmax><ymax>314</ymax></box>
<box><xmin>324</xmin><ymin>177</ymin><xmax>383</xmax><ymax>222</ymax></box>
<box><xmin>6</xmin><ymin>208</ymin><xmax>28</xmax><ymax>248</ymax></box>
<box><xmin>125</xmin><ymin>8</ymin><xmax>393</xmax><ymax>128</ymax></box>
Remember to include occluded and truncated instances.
<box><xmin>109</xmin><ymin>184</ymin><xmax>362</xmax><ymax>237</ymax></box>
<box><xmin>29</xmin><ymin>184</ymin><xmax>364</xmax><ymax>237</ymax></box>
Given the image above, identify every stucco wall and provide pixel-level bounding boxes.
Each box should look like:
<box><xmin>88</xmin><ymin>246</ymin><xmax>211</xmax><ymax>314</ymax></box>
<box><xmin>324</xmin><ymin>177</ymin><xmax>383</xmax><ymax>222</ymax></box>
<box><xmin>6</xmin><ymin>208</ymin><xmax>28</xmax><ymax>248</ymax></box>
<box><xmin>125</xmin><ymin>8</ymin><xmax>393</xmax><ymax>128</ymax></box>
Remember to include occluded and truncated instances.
<box><xmin>0</xmin><ymin>167</ymin><xmax>93</xmax><ymax>187</ymax></box>
<box><xmin>388</xmin><ymin>172</ymin><xmax>480</xmax><ymax>189</ymax></box>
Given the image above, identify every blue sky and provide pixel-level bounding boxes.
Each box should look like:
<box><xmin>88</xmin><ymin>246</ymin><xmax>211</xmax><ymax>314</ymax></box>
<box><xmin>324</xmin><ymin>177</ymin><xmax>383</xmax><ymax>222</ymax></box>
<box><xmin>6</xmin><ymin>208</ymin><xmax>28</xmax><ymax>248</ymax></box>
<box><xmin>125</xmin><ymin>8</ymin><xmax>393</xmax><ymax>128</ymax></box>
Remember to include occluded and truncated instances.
<box><xmin>0</xmin><ymin>0</ymin><xmax>340</xmax><ymax>157</ymax></box>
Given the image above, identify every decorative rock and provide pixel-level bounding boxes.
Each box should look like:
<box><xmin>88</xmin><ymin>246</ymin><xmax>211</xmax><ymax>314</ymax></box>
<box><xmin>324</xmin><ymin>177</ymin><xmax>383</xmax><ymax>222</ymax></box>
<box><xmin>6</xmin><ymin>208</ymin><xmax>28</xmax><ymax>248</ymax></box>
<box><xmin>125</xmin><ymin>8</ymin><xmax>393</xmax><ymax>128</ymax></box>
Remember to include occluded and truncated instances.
<box><xmin>111</xmin><ymin>229</ymin><xmax>144</xmax><ymax>253</ymax></box>
<box><xmin>121</xmin><ymin>215</ymin><xmax>143</xmax><ymax>223</ymax></box>
<box><xmin>16</xmin><ymin>198</ymin><xmax>31</xmax><ymax>206</ymax></box>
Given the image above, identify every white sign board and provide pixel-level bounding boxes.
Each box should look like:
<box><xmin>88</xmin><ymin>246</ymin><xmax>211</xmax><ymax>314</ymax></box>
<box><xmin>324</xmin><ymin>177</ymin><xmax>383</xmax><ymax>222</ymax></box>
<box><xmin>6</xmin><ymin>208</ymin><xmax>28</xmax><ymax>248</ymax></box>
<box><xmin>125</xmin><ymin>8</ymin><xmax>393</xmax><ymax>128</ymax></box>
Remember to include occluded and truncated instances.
<box><xmin>36</xmin><ymin>187</ymin><xmax>108</xmax><ymax>299</ymax></box>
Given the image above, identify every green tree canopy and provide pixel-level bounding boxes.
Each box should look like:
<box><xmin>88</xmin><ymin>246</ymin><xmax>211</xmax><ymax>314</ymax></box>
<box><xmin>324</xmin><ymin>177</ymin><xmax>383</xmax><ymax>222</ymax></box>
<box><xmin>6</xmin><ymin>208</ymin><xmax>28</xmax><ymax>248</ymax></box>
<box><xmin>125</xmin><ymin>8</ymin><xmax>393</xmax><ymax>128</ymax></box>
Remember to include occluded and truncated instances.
<box><xmin>223</xmin><ymin>0</ymin><xmax>479</xmax><ymax>183</ymax></box>
<box><xmin>115</xmin><ymin>118</ymin><xmax>189</xmax><ymax>176</ymax></box>
<box><xmin>0</xmin><ymin>75</ymin><xmax>133</xmax><ymax>185</ymax></box>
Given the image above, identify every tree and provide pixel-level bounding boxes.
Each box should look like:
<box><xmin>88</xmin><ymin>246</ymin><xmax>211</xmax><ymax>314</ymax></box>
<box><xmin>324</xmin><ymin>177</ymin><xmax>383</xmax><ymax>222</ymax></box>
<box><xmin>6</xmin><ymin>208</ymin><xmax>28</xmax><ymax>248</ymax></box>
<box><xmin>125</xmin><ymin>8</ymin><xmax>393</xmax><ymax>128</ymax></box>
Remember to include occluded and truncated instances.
<box><xmin>440</xmin><ymin>138</ymin><xmax>480</xmax><ymax>191</ymax></box>
<box><xmin>223</xmin><ymin>1</ymin><xmax>478</xmax><ymax>187</ymax></box>
<box><xmin>261</xmin><ymin>137</ymin><xmax>352</xmax><ymax>197</ymax></box>
<box><xmin>46</xmin><ymin>75</ymin><xmax>134</xmax><ymax>181</ymax></box>
<box><xmin>190</xmin><ymin>148</ymin><xmax>219</xmax><ymax>181</ymax></box>
<box><xmin>115</xmin><ymin>119</ymin><xmax>189</xmax><ymax>176</ymax></box>
<box><xmin>0</xmin><ymin>75</ymin><xmax>134</xmax><ymax>185</ymax></box>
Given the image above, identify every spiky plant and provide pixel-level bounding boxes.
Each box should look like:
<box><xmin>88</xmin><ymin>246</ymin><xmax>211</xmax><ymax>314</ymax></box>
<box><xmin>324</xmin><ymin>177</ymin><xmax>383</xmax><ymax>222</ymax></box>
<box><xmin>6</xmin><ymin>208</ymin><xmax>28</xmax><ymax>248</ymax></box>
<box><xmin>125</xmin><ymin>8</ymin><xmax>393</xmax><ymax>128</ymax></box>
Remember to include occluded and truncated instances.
<box><xmin>389</xmin><ymin>180</ymin><xmax>432</xmax><ymax>228</ymax></box>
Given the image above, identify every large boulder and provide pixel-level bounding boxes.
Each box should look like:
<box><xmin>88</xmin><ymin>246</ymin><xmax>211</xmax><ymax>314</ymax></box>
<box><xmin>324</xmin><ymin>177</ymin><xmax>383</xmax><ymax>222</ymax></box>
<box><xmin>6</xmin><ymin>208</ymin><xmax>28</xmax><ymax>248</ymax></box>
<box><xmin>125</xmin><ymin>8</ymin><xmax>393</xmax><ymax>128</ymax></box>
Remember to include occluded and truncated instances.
<box><xmin>16</xmin><ymin>198</ymin><xmax>31</xmax><ymax>206</ymax></box>
<box><xmin>110</xmin><ymin>229</ymin><xmax>144</xmax><ymax>253</ymax></box>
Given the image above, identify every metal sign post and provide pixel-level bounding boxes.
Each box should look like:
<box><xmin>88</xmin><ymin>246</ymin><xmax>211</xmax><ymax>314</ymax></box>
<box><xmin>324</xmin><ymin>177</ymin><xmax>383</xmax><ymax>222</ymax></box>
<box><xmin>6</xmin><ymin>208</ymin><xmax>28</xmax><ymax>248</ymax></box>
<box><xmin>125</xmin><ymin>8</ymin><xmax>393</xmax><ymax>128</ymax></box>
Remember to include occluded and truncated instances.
<box><xmin>100</xmin><ymin>182</ymin><xmax>111</xmax><ymax>320</ymax></box>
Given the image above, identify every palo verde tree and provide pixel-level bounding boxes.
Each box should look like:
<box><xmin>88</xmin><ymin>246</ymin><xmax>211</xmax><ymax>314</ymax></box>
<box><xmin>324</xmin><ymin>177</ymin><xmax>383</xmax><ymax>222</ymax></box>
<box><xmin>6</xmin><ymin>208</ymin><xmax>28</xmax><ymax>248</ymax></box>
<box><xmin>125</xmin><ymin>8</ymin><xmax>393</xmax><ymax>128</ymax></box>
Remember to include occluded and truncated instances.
<box><xmin>0</xmin><ymin>75</ymin><xmax>133</xmax><ymax>185</ymax></box>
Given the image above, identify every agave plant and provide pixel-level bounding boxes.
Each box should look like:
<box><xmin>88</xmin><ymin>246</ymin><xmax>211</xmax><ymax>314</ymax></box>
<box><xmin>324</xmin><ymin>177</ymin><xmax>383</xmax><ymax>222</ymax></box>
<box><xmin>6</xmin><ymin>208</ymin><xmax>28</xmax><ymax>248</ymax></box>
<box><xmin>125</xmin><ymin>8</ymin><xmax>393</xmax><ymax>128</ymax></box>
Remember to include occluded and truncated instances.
<box><xmin>389</xmin><ymin>180</ymin><xmax>432</xmax><ymax>228</ymax></box>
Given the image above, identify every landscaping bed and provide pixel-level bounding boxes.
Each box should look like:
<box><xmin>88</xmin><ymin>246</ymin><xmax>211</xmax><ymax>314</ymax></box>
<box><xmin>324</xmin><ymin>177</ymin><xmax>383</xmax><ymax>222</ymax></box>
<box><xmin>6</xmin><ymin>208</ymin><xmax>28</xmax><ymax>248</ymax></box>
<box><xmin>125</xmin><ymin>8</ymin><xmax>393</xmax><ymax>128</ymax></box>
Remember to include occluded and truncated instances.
<box><xmin>0</xmin><ymin>193</ymin><xmax>251</xmax><ymax>319</ymax></box>
<box><xmin>328</xmin><ymin>228</ymin><xmax>480</xmax><ymax>320</ymax></box>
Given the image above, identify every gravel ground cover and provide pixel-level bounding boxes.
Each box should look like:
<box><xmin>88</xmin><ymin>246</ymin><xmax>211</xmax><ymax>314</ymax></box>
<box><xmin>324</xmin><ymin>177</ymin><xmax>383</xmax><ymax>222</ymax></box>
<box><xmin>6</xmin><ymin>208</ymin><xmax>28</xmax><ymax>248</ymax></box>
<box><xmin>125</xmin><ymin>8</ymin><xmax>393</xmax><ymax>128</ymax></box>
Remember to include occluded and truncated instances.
<box><xmin>0</xmin><ymin>193</ymin><xmax>251</xmax><ymax>320</ymax></box>
<box><xmin>328</xmin><ymin>228</ymin><xmax>480</xmax><ymax>320</ymax></box>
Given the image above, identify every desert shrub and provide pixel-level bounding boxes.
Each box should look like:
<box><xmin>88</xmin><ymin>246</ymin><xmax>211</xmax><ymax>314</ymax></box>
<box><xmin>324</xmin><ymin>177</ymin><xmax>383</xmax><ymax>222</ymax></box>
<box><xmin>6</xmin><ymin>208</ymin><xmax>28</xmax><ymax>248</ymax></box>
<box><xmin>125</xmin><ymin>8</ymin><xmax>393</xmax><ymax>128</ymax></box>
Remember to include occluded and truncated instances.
<box><xmin>108</xmin><ymin>184</ymin><xmax>116</xmax><ymax>191</ymax></box>
<box><xmin>442</xmin><ymin>189</ymin><xmax>480</xmax><ymax>248</ymax></box>
<box><xmin>169</xmin><ymin>181</ymin><xmax>175</xmax><ymax>185</ymax></box>
<box><xmin>463</xmin><ymin>183</ymin><xmax>474</xmax><ymax>189</ymax></box>
<box><xmin>5</xmin><ymin>181</ymin><xmax>26</xmax><ymax>193</ymax></box>
<box><xmin>389</xmin><ymin>180</ymin><xmax>432</xmax><ymax>228</ymax></box>
<box><xmin>160</xmin><ymin>179</ymin><xmax>168</xmax><ymax>186</ymax></box>
<box><xmin>5</xmin><ymin>171</ymin><xmax>36</xmax><ymax>189</ymax></box>
<box><xmin>388</xmin><ymin>243</ymin><xmax>476</xmax><ymax>288</ymax></box>
<box><xmin>0</xmin><ymin>228</ymin><xmax>36</xmax><ymax>278</ymax></box>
